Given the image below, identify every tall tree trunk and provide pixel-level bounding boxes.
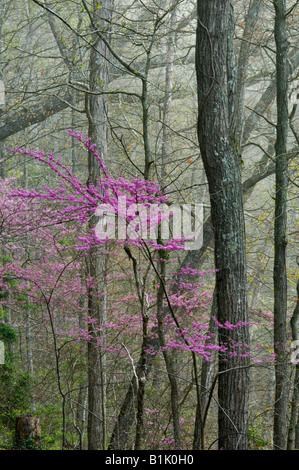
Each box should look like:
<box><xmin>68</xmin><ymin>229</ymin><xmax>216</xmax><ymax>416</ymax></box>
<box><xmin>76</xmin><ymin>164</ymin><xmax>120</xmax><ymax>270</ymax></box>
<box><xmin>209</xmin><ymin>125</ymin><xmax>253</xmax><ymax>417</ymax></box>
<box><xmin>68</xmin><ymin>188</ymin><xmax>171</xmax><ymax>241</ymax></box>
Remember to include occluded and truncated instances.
<box><xmin>287</xmin><ymin>275</ymin><xmax>299</xmax><ymax>449</ymax></box>
<box><xmin>134</xmin><ymin>306</ymin><xmax>149</xmax><ymax>451</ymax></box>
<box><xmin>196</xmin><ymin>0</ymin><xmax>250</xmax><ymax>450</ymax></box>
<box><xmin>85</xmin><ymin>0</ymin><xmax>113</xmax><ymax>450</ymax></box>
<box><xmin>273</xmin><ymin>0</ymin><xmax>289</xmax><ymax>451</ymax></box>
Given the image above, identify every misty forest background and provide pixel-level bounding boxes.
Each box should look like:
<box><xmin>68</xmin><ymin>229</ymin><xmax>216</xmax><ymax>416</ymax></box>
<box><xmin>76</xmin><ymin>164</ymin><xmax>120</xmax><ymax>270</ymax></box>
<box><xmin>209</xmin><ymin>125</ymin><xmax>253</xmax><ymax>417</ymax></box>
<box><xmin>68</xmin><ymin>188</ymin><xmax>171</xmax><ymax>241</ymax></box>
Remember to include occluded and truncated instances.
<box><xmin>0</xmin><ymin>0</ymin><xmax>298</xmax><ymax>451</ymax></box>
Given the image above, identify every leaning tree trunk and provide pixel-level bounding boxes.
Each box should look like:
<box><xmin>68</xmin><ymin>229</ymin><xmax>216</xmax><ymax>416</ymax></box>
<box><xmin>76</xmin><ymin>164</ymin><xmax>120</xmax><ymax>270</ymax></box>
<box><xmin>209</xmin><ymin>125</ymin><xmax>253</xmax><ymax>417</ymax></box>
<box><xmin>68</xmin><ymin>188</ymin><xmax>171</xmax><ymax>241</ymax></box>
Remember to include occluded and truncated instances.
<box><xmin>273</xmin><ymin>0</ymin><xmax>289</xmax><ymax>451</ymax></box>
<box><xmin>196</xmin><ymin>0</ymin><xmax>250</xmax><ymax>450</ymax></box>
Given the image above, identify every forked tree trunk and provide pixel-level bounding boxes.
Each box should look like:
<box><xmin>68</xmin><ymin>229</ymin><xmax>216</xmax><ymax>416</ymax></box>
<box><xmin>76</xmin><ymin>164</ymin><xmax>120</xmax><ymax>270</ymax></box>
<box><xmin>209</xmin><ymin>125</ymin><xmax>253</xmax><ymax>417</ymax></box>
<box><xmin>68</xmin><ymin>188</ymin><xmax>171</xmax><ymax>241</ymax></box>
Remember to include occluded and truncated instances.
<box><xmin>196</xmin><ymin>0</ymin><xmax>250</xmax><ymax>450</ymax></box>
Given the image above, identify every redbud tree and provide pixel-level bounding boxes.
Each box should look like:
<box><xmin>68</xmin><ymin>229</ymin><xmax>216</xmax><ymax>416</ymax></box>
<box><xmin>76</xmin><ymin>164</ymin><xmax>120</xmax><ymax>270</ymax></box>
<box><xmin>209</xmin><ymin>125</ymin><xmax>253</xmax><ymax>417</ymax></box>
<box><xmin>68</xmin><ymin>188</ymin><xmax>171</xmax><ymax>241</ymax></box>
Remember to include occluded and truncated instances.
<box><xmin>0</xmin><ymin>131</ymin><xmax>273</xmax><ymax>449</ymax></box>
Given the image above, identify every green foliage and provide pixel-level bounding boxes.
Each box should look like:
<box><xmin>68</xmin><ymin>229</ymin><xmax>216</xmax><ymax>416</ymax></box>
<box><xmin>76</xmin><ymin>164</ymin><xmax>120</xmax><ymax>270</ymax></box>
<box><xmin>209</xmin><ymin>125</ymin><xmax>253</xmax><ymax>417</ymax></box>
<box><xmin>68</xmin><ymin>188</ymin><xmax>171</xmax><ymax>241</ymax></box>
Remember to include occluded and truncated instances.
<box><xmin>0</xmin><ymin>365</ymin><xmax>32</xmax><ymax>449</ymax></box>
<box><xmin>0</xmin><ymin>319</ymin><xmax>32</xmax><ymax>443</ymax></box>
<box><xmin>14</xmin><ymin>434</ymin><xmax>40</xmax><ymax>450</ymax></box>
<box><xmin>33</xmin><ymin>404</ymin><xmax>63</xmax><ymax>450</ymax></box>
<box><xmin>233</xmin><ymin>136</ymin><xmax>244</xmax><ymax>168</ymax></box>
<box><xmin>248</xmin><ymin>426</ymin><xmax>269</xmax><ymax>449</ymax></box>
<box><xmin>57</xmin><ymin>234</ymin><xmax>75</xmax><ymax>247</ymax></box>
<box><xmin>0</xmin><ymin>368</ymin><xmax>32</xmax><ymax>423</ymax></box>
<box><xmin>0</xmin><ymin>322</ymin><xmax>17</xmax><ymax>344</ymax></box>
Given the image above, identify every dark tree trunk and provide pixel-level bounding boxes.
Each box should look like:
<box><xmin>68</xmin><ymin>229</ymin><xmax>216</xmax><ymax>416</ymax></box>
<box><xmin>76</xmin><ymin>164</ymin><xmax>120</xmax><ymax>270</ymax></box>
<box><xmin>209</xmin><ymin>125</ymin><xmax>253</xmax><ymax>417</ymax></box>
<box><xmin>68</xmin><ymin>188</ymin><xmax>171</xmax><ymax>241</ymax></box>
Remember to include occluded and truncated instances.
<box><xmin>287</xmin><ymin>276</ymin><xmax>299</xmax><ymax>449</ymax></box>
<box><xmin>193</xmin><ymin>291</ymin><xmax>218</xmax><ymax>450</ymax></box>
<box><xmin>156</xmin><ymin>252</ymin><xmax>181</xmax><ymax>449</ymax></box>
<box><xmin>134</xmin><ymin>314</ymin><xmax>149</xmax><ymax>451</ymax></box>
<box><xmin>15</xmin><ymin>416</ymin><xmax>41</xmax><ymax>450</ymax></box>
<box><xmin>273</xmin><ymin>0</ymin><xmax>289</xmax><ymax>451</ymax></box>
<box><xmin>108</xmin><ymin>349</ymin><xmax>157</xmax><ymax>450</ymax></box>
<box><xmin>196</xmin><ymin>0</ymin><xmax>250</xmax><ymax>450</ymax></box>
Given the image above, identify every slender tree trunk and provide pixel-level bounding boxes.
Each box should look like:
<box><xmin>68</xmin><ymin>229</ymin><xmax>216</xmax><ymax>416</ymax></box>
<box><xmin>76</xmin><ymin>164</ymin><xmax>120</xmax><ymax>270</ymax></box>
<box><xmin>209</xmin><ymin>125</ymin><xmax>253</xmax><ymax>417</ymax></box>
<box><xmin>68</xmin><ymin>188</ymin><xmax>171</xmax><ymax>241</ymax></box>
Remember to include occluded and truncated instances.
<box><xmin>234</xmin><ymin>0</ymin><xmax>262</xmax><ymax>144</ymax></box>
<box><xmin>0</xmin><ymin>0</ymin><xmax>6</xmax><ymax>179</ymax></box>
<box><xmin>158</xmin><ymin>4</ymin><xmax>182</xmax><ymax>449</ymax></box>
<box><xmin>75</xmin><ymin>291</ymin><xmax>88</xmax><ymax>449</ymax></box>
<box><xmin>287</xmin><ymin>276</ymin><xmax>299</xmax><ymax>449</ymax></box>
<box><xmin>75</xmin><ymin>379</ymin><xmax>88</xmax><ymax>450</ymax></box>
<box><xmin>193</xmin><ymin>291</ymin><xmax>218</xmax><ymax>449</ymax></box>
<box><xmin>196</xmin><ymin>0</ymin><xmax>250</xmax><ymax>450</ymax></box>
<box><xmin>134</xmin><ymin>309</ymin><xmax>149</xmax><ymax>451</ymax></box>
<box><xmin>249</xmin><ymin>242</ymin><xmax>272</xmax><ymax>309</ymax></box>
<box><xmin>272</xmin><ymin>0</ymin><xmax>289</xmax><ymax>451</ymax></box>
<box><xmin>108</xmin><ymin>349</ymin><xmax>157</xmax><ymax>450</ymax></box>
<box><xmin>156</xmin><ymin>250</ymin><xmax>181</xmax><ymax>449</ymax></box>
<box><xmin>241</xmin><ymin>49</ymin><xmax>299</xmax><ymax>149</ymax></box>
<box><xmin>161</xmin><ymin>3</ymin><xmax>176</xmax><ymax>183</ymax></box>
<box><xmin>86</xmin><ymin>250</ymin><xmax>107</xmax><ymax>450</ymax></box>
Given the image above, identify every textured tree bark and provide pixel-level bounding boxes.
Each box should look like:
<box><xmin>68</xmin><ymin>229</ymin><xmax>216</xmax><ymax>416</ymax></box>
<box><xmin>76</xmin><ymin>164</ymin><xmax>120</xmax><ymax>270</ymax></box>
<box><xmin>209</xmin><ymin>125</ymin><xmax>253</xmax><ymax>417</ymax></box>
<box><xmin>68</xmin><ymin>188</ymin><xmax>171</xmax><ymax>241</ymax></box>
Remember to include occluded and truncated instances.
<box><xmin>241</xmin><ymin>47</ymin><xmax>299</xmax><ymax>148</ymax></box>
<box><xmin>86</xmin><ymin>250</ymin><xmax>107</xmax><ymax>451</ymax></box>
<box><xmin>108</xmin><ymin>377</ymin><xmax>138</xmax><ymax>450</ymax></box>
<box><xmin>273</xmin><ymin>0</ymin><xmax>289</xmax><ymax>451</ymax></box>
<box><xmin>86</xmin><ymin>0</ymin><xmax>113</xmax><ymax>450</ymax></box>
<box><xmin>196</xmin><ymin>0</ymin><xmax>250</xmax><ymax>450</ymax></box>
<box><xmin>15</xmin><ymin>416</ymin><xmax>41</xmax><ymax>449</ymax></box>
<box><xmin>287</xmin><ymin>277</ymin><xmax>299</xmax><ymax>449</ymax></box>
<box><xmin>134</xmin><ymin>312</ymin><xmax>149</xmax><ymax>451</ymax></box>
